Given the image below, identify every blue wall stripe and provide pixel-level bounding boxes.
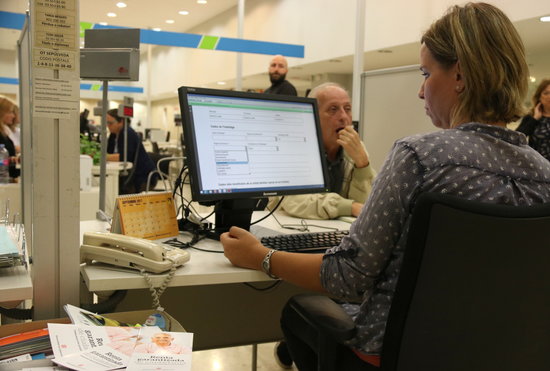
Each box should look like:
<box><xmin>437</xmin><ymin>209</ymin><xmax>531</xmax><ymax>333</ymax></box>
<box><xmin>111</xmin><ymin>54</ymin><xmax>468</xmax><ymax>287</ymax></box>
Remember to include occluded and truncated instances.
<box><xmin>217</xmin><ymin>37</ymin><xmax>304</xmax><ymax>58</ymax></box>
<box><xmin>0</xmin><ymin>11</ymin><xmax>26</xmax><ymax>30</ymax></box>
<box><xmin>140</xmin><ymin>29</ymin><xmax>202</xmax><ymax>48</ymax></box>
<box><xmin>1</xmin><ymin>11</ymin><xmax>304</xmax><ymax>57</ymax></box>
<box><xmin>79</xmin><ymin>83</ymin><xmax>144</xmax><ymax>93</ymax></box>
<box><xmin>0</xmin><ymin>77</ymin><xmax>19</xmax><ymax>85</ymax></box>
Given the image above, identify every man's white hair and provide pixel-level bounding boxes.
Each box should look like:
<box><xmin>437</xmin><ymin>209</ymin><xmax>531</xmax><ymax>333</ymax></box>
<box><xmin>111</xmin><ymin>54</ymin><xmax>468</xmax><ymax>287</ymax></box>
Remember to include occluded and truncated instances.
<box><xmin>307</xmin><ymin>82</ymin><xmax>348</xmax><ymax>99</ymax></box>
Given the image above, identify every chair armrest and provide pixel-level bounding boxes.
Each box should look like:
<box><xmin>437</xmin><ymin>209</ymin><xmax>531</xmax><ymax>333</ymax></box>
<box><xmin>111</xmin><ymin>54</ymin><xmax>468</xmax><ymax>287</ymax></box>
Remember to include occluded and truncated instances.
<box><xmin>289</xmin><ymin>294</ymin><xmax>357</xmax><ymax>343</ymax></box>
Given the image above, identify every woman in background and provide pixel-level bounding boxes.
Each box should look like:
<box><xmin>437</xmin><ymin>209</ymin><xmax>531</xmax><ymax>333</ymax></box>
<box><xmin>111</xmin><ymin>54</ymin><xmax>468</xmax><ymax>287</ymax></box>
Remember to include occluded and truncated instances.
<box><xmin>516</xmin><ymin>78</ymin><xmax>550</xmax><ymax>161</ymax></box>
<box><xmin>0</xmin><ymin>97</ymin><xmax>20</xmax><ymax>179</ymax></box>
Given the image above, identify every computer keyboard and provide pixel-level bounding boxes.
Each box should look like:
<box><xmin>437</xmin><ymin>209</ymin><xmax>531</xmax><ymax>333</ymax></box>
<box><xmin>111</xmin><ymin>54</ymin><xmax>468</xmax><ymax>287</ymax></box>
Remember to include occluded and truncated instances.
<box><xmin>260</xmin><ymin>230</ymin><xmax>349</xmax><ymax>253</ymax></box>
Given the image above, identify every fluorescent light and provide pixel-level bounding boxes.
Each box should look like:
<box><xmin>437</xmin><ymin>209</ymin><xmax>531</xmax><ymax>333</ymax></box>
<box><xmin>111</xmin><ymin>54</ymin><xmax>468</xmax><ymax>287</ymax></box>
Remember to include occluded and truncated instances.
<box><xmin>217</xmin><ymin>81</ymin><xmax>226</xmax><ymax>85</ymax></box>
<box><xmin>107</xmin><ymin>12</ymin><xmax>117</xmax><ymax>17</ymax></box>
<box><xmin>197</xmin><ymin>0</ymin><xmax>207</xmax><ymax>4</ymax></box>
<box><xmin>152</xmin><ymin>28</ymin><xmax>162</xmax><ymax>32</ymax></box>
<box><xmin>179</xmin><ymin>10</ymin><xmax>189</xmax><ymax>15</ymax></box>
<box><xmin>540</xmin><ymin>16</ymin><xmax>550</xmax><ymax>22</ymax></box>
<box><xmin>165</xmin><ymin>19</ymin><xmax>175</xmax><ymax>24</ymax></box>
<box><xmin>116</xmin><ymin>2</ymin><xmax>127</xmax><ymax>8</ymax></box>
<box><xmin>99</xmin><ymin>22</ymin><xmax>108</xmax><ymax>26</ymax></box>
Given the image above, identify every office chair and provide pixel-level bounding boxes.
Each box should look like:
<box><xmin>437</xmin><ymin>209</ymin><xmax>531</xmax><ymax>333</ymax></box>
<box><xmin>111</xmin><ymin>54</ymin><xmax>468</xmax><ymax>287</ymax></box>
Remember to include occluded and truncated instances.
<box><xmin>287</xmin><ymin>192</ymin><xmax>550</xmax><ymax>371</ymax></box>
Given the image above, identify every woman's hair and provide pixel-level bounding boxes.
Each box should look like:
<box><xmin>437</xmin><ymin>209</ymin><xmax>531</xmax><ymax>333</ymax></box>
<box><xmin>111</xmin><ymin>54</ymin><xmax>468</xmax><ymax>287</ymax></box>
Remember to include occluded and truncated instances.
<box><xmin>0</xmin><ymin>97</ymin><xmax>15</xmax><ymax>134</ymax></box>
<box><xmin>529</xmin><ymin>79</ymin><xmax>550</xmax><ymax>115</ymax></box>
<box><xmin>107</xmin><ymin>108</ymin><xmax>124</xmax><ymax>123</ymax></box>
<box><xmin>421</xmin><ymin>2</ymin><xmax>528</xmax><ymax>126</ymax></box>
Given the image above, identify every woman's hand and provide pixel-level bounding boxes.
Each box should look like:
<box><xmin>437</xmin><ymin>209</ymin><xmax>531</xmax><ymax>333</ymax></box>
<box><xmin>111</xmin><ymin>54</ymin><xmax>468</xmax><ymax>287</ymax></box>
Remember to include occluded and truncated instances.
<box><xmin>220</xmin><ymin>226</ymin><xmax>269</xmax><ymax>270</ymax></box>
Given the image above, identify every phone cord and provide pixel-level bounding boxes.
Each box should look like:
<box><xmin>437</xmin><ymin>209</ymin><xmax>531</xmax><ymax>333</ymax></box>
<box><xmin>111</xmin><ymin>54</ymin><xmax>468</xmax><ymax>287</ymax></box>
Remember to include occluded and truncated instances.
<box><xmin>139</xmin><ymin>260</ymin><xmax>178</xmax><ymax>311</ymax></box>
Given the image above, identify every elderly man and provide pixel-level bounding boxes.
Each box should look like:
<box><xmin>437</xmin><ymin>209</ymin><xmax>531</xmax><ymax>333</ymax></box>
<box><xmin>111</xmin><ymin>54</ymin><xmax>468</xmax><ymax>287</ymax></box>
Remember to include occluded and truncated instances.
<box><xmin>269</xmin><ymin>82</ymin><xmax>376</xmax><ymax>220</ymax></box>
<box><xmin>264</xmin><ymin>54</ymin><xmax>297</xmax><ymax>96</ymax></box>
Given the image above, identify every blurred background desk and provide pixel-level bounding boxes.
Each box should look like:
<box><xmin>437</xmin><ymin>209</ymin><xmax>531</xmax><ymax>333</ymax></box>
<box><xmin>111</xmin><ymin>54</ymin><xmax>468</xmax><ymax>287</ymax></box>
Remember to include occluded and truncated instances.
<box><xmin>91</xmin><ymin>162</ymin><xmax>132</xmax><ymax>216</ymax></box>
<box><xmin>80</xmin><ymin>213</ymin><xmax>351</xmax><ymax>350</ymax></box>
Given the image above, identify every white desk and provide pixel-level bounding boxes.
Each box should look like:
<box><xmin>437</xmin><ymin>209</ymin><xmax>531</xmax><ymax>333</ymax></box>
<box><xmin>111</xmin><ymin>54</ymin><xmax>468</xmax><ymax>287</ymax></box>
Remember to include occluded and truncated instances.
<box><xmin>80</xmin><ymin>213</ymin><xmax>351</xmax><ymax>350</ymax></box>
<box><xmin>0</xmin><ymin>265</ymin><xmax>32</xmax><ymax>303</ymax></box>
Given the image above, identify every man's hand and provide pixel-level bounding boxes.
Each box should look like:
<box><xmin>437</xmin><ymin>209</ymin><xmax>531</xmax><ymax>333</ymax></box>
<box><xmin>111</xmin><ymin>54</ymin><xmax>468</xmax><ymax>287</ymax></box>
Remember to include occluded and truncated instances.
<box><xmin>337</xmin><ymin>126</ymin><xmax>369</xmax><ymax>168</ymax></box>
<box><xmin>220</xmin><ymin>226</ymin><xmax>269</xmax><ymax>270</ymax></box>
<box><xmin>351</xmin><ymin>202</ymin><xmax>363</xmax><ymax>217</ymax></box>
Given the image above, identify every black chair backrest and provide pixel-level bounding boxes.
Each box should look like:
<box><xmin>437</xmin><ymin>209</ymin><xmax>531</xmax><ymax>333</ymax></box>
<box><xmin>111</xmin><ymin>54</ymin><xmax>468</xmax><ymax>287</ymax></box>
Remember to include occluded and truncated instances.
<box><xmin>382</xmin><ymin>193</ymin><xmax>550</xmax><ymax>371</ymax></box>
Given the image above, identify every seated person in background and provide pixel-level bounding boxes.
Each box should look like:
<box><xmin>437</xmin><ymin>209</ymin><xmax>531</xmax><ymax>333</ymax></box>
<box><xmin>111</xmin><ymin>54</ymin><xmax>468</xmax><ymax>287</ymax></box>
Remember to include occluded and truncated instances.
<box><xmin>516</xmin><ymin>78</ymin><xmax>550</xmax><ymax>161</ymax></box>
<box><xmin>268</xmin><ymin>82</ymin><xmax>376</xmax><ymax>219</ymax></box>
<box><xmin>106</xmin><ymin>108</ymin><xmax>158</xmax><ymax>194</ymax></box>
<box><xmin>221</xmin><ymin>3</ymin><xmax>550</xmax><ymax>369</ymax></box>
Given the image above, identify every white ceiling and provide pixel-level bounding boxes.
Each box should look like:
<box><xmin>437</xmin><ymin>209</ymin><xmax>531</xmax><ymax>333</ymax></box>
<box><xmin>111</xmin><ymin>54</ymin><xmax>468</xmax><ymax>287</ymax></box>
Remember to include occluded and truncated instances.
<box><xmin>1</xmin><ymin>0</ymin><xmax>549</xmax><ymax>92</ymax></box>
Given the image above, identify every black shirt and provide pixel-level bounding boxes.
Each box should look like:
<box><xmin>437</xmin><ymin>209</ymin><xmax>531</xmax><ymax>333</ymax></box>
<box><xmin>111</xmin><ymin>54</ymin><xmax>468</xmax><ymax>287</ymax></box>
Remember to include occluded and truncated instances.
<box><xmin>264</xmin><ymin>80</ymin><xmax>297</xmax><ymax>96</ymax></box>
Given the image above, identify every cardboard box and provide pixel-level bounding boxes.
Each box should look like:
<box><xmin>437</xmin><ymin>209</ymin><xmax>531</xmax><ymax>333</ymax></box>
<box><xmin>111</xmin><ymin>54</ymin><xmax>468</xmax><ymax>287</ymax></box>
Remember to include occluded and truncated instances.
<box><xmin>0</xmin><ymin>310</ymin><xmax>185</xmax><ymax>370</ymax></box>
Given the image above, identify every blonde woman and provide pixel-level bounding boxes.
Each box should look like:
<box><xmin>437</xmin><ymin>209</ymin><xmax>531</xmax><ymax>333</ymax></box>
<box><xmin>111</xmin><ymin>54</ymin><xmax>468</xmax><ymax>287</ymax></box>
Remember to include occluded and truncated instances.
<box><xmin>0</xmin><ymin>97</ymin><xmax>19</xmax><ymax>179</ymax></box>
<box><xmin>220</xmin><ymin>3</ymin><xmax>550</xmax><ymax>369</ymax></box>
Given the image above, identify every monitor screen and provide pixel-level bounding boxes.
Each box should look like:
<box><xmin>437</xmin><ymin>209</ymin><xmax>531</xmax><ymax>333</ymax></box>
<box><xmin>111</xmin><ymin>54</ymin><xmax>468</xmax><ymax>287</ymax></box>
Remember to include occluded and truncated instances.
<box><xmin>178</xmin><ymin>86</ymin><xmax>329</xmax><ymax>236</ymax></box>
<box><xmin>179</xmin><ymin>86</ymin><xmax>329</xmax><ymax>202</ymax></box>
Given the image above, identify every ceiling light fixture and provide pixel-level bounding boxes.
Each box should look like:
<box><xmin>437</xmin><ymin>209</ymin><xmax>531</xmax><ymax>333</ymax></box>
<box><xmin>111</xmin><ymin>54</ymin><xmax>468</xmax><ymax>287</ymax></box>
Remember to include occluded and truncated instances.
<box><xmin>99</xmin><ymin>22</ymin><xmax>108</xmax><ymax>26</ymax></box>
<box><xmin>197</xmin><ymin>0</ymin><xmax>208</xmax><ymax>4</ymax></box>
<box><xmin>217</xmin><ymin>81</ymin><xmax>226</xmax><ymax>85</ymax></box>
<box><xmin>166</xmin><ymin>19</ymin><xmax>175</xmax><ymax>24</ymax></box>
<box><xmin>107</xmin><ymin>12</ymin><xmax>117</xmax><ymax>17</ymax></box>
<box><xmin>530</xmin><ymin>76</ymin><xmax>537</xmax><ymax>83</ymax></box>
<box><xmin>540</xmin><ymin>16</ymin><xmax>550</xmax><ymax>22</ymax></box>
<box><xmin>179</xmin><ymin>10</ymin><xmax>189</xmax><ymax>15</ymax></box>
<box><xmin>152</xmin><ymin>28</ymin><xmax>162</xmax><ymax>32</ymax></box>
<box><xmin>116</xmin><ymin>2</ymin><xmax>127</xmax><ymax>8</ymax></box>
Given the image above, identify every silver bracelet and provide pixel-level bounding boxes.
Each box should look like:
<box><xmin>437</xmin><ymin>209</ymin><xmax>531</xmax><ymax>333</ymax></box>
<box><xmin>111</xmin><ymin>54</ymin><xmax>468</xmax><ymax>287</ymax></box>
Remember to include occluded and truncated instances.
<box><xmin>261</xmin><ymin>249</ymin><xmax>278</xmax><ymax>279</ymax></box>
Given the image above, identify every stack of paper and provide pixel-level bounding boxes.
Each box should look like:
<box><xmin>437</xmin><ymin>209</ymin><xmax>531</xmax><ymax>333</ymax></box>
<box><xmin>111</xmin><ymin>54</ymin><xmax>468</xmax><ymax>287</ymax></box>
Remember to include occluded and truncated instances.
<box><xmin>0</xmin><ymin>328</ymin><xmax>50</xmax><ymax>361</ymax></box>
<box><xmin>0</xmin><ymin>305</ymin><xmax>194</xmax><ymax>370</ymax></box>
<box><xmin>0</xmin><ymin>225</ymin><xmax>24</xmax><ymax>267</ymax></box>
<box><xmin>49</xmin><ymin>324</ymin><xmax>193</xmax><ymax>371</ymax></box>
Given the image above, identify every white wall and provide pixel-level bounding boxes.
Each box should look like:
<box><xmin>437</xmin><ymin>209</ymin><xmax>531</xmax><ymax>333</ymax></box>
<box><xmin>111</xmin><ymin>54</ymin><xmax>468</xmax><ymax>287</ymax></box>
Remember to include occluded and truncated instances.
<box><xmin>148</xmin><ymin>0</ymin><xmax>550</xmax><ymax>98</ymax></box>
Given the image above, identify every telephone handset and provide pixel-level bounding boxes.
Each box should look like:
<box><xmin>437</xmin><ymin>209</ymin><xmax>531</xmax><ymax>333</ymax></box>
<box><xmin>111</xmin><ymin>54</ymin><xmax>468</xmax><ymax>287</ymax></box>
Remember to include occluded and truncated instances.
<box><xmin>80</xmin><ymin>231</ymin><xmax>190</xmax><ymax>274</ymax></box>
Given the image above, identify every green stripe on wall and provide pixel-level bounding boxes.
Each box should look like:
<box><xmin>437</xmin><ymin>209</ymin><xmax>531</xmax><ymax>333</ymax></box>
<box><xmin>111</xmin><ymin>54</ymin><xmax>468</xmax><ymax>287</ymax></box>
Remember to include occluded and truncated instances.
<box><xmin>198</xmin><ymin>36</ymin><xmax>219</xmax><ymax>50</ymax></box>
<box><xmin>91</xmin><ymin>84</ymin><xmax>101</xmax><ymax>91</ymax></box>
<box><xmin>80</xmin><ymin>22</ymin><xmax>93</xmax><ymax>38</ymax></box>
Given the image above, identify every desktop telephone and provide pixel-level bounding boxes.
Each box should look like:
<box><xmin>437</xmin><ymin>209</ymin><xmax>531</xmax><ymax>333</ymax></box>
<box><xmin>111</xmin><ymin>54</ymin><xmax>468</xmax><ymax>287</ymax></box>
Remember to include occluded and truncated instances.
<box><xmin>80</xmin><ymin>232</ymin><xmax>190</xmax><ymax>274</ymax></box>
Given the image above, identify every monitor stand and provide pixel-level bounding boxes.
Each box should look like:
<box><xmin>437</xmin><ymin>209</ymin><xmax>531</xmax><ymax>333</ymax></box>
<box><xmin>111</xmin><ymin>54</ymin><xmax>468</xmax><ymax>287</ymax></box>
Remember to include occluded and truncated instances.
<box><xmin>205</xmin><ymin>198</ymin><xmax>268</xmax><ymax>240</ymax></box>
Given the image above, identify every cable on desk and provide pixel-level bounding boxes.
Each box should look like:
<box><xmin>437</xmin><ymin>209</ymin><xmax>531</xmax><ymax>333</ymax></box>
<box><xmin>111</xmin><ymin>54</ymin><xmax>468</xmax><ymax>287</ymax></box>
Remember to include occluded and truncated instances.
<box><xmin>250</xmin><ymin>196</ymin><xmax>284</xmax><ymax>226</ymax></box>
<box><xmin>243</xmin><ymin>280</ymin><xmax>282</xmax><ymax>292</ymax></box>
<box><xmin>269</xmin><ymin>211</ymin><xmax>340</xmax><ymax>233</ymax></box>
<box><xmin>0</xmin><ymin>306</ymin><xmax>33</xmax><ymax>320</ymax></box>
<box><xmin>81</xmin><ymin>290</ymin><xmax>128</xmax><ymax>314</ymax></box>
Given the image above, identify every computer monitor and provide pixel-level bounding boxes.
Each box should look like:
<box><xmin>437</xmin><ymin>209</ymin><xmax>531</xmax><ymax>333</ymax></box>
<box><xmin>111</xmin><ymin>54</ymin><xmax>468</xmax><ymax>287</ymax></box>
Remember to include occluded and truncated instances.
<box><xmin>178</xmin><ymin>86</ymin><xmax>329</xmax><ymax>237</ymax></box>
